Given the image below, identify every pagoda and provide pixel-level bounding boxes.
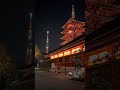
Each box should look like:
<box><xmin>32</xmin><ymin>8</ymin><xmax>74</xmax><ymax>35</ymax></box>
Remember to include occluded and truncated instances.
<box><xmin>60</xmin><ymin>5</ymin><xmax>85</xmax><ymax>46</ymax></box>
<box><xmin>86</xmin><ymin>0</ymin><xmax>120</xmax><ymax>34</ymax></box>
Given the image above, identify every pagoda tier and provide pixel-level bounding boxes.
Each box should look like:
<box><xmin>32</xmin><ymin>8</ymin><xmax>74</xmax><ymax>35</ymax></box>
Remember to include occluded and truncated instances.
<box><xmin>60</xmin><ymin>18</ymin><xmax>85</xmax><ymax>46</ymax></box>
<box><xmin>86</xmin><ymin>0</ymin><xmax>120</xmax><ymax>34</ymax></box>
<box><xmin>60</xmin><ymin>40</ymin><xmax>71</xmax><ymax>46</ymax></box>
<box><xmin>61</xmin><ymin>28</ymin><xmax>85</xmax><ymax>40</ymax></box>
<box><xmin>62</xmin><ymin>18</ymin><xmax>85</xmax><ymax>29</ymax></box>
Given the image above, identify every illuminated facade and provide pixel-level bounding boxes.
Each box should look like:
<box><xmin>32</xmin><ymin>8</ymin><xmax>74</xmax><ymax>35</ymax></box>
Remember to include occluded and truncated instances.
<box><xmin>60</xmin><ymin>19</ymin><xmax>85</xmax><ymax>46</ymax></box>
<box><xmin>85</xmin><ymin>0</ymin><xmax>120</xmax><ymax>89</ymax></box>
<box><xmin>47</xmin><ymin>4</ymin><xmax>85</xmax><ymax>67</ymax></box>
<box><xmin>48</xmin><ymin>38</ymin><xmax>85</xmax><ymax>67</ymax></box>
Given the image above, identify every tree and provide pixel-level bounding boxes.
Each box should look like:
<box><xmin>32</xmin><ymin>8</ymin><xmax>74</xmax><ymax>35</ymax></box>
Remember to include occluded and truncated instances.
<box><xmin>0</xmin><ymin>44</ymin><xmax>14</xmax><ymax>90</ymax></box>
<box><xmin>35</xmin><ymin>44</ymin><xmax>41</xmax><ymax>59</ymax></box>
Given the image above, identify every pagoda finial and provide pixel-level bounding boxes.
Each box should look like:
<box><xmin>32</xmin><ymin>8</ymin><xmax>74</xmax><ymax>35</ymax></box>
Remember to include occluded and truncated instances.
<box><xmin>72</xmin><ymin>4</ymin><xmax>75</xmax><ymax>19</ymax></box>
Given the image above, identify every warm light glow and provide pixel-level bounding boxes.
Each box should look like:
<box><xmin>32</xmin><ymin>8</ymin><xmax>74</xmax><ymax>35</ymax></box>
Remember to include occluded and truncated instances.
<box><xmin>64</xmin><ymin>51</ymin><xmax>71</xmax><ymax>56</ymax></box>
<box><xmin>50</xmin><ymin>45</ymin><xmax>84</xmax><ymax>59</ymax></box>
<box><xmin>83</xmin><ymin>46</ymin><xmax>85</xmax><ymax>51</ymax></box>
<box><xmin>59</xmin><ymin>53</ymin><xmax>63</xmax><ymax>57</ymax></box>
<box><xmin>54</xmin><ymin>54</ymin><xmax>58</xmax><ymax>58</ymax></box>
<box><xmin>76</xmin><ymin>48</ymin><xmax>81</xmax><ymax>51</ymax></box>
<box><xmin>72</xmin><ymin>49</ymin><xmax>76</xmax><ymax>54</ymax></box>
<box><xmin>68</xmin><ymin>30</ymin><xmax>73</xmax><ymax>34</ymax></box>
<box><xmin>72</xmin><ymin>47</ymin><xmax>81</xmax><ymax>54</ymax></box>
<box><xmin>51</xmin><ymin>56</ymin><xmax>54</xmax><ymax>59</ymax></box>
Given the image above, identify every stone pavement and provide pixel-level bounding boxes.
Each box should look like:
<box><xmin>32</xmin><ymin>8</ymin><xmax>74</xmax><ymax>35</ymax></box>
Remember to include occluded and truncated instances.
<box><xmin>35</xmin><ymin>70</ymin><xmax>85</xmax><ymax>90</ymax></box>
<box><xmin>51</xmin><ymin>72</ymin><xmax>72</xmax><ymax>80</ymax></box>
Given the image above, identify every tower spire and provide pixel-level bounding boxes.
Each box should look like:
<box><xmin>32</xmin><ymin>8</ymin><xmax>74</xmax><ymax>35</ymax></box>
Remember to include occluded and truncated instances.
<box><xmin>46</xmin><ymin>31</ymin><xmax>49</xmax><ymax>53</ymax></box>
<box><xmin>72</xmin><ymin>4</ymin><xmax>75</xmax><ymax>19</ymax></box>
<box><xmin>26</xmin><ymin>12</ymin><xmax>33</xmax><ymax>65</ymax></box>
<box><xmin>29</xmin><ymin>12</ymin><xmax>32</xmax><ymax>30</ymax></box>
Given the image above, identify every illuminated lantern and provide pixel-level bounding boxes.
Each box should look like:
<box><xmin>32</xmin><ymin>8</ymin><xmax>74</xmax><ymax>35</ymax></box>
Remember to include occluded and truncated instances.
<box><xmin>64</xmin><ymin>51</ymin><xmax>71</xmax><ymax>56</ymax></box>
<box><xmin>83</xmin><ymin>45</ymin><xmax>85</xmax><ymax>51</ymax></box>
<box><xmin>51</xmin><ymin>56</ymin><xmax>54</xmax><ymax>59</ymax></box>
<box><xmin>72</xmin><ymin>47</ymin><xmax>81</xmax><ymax>54</ymax></box>
<box><xmin>59</xmin><ymin>53</ymin><xmax>63</xmax><ymax>57</ymax></box>
<box><xmin>72</xmin><ymin>49</ymin><xmax>76</xmax><ymax>54</ymax></box>
<box><xmin>54</xmin><ymin>54</ymin><xmax>58</xmax><ymax>58</ymax></box>
<box><xmin>75</xmin><ymin>48</ymin><xmax>81</xmax><ymax>53</ymax></box>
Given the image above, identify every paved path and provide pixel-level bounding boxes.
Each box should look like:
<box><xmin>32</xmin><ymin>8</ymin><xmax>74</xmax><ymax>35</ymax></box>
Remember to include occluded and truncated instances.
<box><xmin>35</xmin><ymin>70</ymin><xmax>85</xmax><ymax>90</ymax></box>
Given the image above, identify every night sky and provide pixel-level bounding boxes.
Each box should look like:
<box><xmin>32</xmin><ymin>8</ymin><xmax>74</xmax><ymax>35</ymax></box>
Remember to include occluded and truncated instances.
<box><xmin>35</xmin><ymin>0</ymin><xmax>85</xmax><ymax>53</ymax></box>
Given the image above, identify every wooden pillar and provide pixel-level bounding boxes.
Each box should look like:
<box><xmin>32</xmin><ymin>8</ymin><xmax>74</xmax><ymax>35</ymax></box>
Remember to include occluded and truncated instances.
<box><xmin>70</xmin><ymin>55</ymin><xmax>73</xmax><ymax>62</ymax></box>
<box><xmin>85</xmin><ymin>68</ymin><xmax>92</xmax><ymax>90</ymax></box>
<box><xmin>63</xmin><ymin>56</ymin><xmax>65</xmax><ymax>62</ymax></box>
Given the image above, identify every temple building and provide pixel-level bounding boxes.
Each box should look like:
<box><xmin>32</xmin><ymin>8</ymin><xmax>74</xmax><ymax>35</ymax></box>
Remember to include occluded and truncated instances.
<box><xmin>47</xmin><ymin>3</ymin><xmax>85</xmax><ymax>68</ymax></box>
<box><xmin>85</xmin><ymin>0</ymin><xmax>120</xmax><ymax>89</ymax></box>
<box><xmin>46</xmin><ymin>0</ymin><xmax>120</xmax><ymax>89</ymax></box>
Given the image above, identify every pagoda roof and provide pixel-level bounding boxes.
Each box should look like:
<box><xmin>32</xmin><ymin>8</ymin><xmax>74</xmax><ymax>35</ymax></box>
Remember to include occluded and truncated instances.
<box><xmin>60</xmin><ymin>33</ymin><xmax>73</xmax><ymax>40</ymax></box>
<box><xmin>62</xmin><ymin>18</ymin><xmax>85</xmax><ymax>29</ymax></box>
<box><xmin>86</xmin><ymin>16</ymin><xmax>120</xmax><ymax>44</ymax></box>
<box><xmin>61</xmin><ymin>25</ymin><xmax>74</xmax><ymax>34</ymax></box>
<box><xmin>86</xmin><ymin>11</ymin><xmax>113</xmax><ymax>20</ymax></box>
<box><xmin>86</xmin><ymin>0</ymin><xmax>116</xmax><ymax>6</ymax></box>
<box><xmin>60</xmin><ymin>40</ymin><xmax>70</xmax><ymax>46</ymax></box>
<box><xmin>61</xmin><ymin>28</ymin><xmax>85</xmax><ymax>40</ymax></box>
<box><xmin>86</xmin><ymin>0</ymin><xmax>120</xmax><ymax>18</ymax></box>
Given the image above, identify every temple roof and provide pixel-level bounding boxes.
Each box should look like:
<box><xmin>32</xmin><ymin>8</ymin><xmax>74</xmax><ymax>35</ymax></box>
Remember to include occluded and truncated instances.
<box><xmin>86</xmin><ymin>16</ymin><xmax>120</xmax><ymax>43</ymax></box>
<box><xmin>86</xmin><ymin>0</ymin><xmax>120</xmax><ymax>34</ymax></box>
<box><xmin>62</xmin><ymin>18</ymin><xmax>85</xmax><ymax>29</ymax></box>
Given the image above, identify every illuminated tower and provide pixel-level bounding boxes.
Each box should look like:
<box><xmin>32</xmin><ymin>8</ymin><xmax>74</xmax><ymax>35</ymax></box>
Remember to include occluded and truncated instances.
<box><xmin>46</xmin><ymin>31</ymin><xmax>49</xmax><ymax>53</ymax></box>
<box><xmin>26</xmin><ymin>12</ymin><xmax>33</xmax><ymax>65</ymax></box>
<box><xmin>60</xmin><ymin>4</ymin><xmax>85</xmax><ymax>46</ymax></box>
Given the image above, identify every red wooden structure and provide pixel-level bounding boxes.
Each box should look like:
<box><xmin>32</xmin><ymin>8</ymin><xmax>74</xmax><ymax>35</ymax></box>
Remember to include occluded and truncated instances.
<box><xmin>60</xmin><ymin>18</ymin><xmax>85</xmax><ymax>46</ymax></box>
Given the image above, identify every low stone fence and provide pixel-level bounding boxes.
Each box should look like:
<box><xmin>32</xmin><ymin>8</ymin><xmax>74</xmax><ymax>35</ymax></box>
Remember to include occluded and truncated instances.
<box><xmin>51</xmin><ymin>66</ymin><xmax>75</xmax><ymax>75</ymax></box>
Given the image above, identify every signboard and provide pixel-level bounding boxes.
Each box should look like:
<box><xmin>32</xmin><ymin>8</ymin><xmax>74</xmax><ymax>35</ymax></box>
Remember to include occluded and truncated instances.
<box><xmin>85</xmin><ymin>45</ymin><xmax>113</xmax><ymax>66</ymax></box>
